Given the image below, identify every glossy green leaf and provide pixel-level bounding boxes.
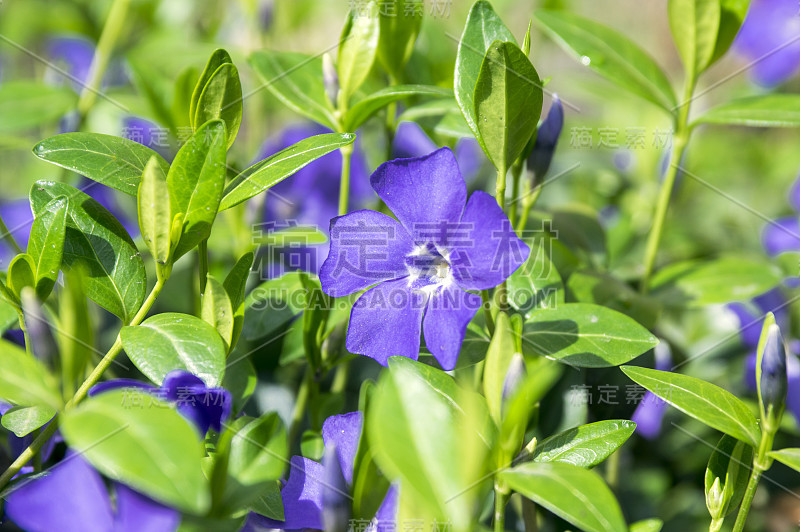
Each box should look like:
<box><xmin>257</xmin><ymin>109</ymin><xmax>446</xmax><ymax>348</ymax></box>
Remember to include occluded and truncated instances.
<box><xmin>567</xmin><ymin>270</ymin><xmax>659</xmax><ymax>330</ymax></box>
<box><xmin>399</xmin><ymin>99</ymin><xmax>474</xmax><ymax>138</ymax></box>
<box><xmin>769</xmin><ymin>448</ymin><xmax>800</xmax><ymax>473</ymax></box>
<box><xmin>705</xmin><ymin>434</ymin><xmax>753</xmax><ymax>519</ymax></box>
<box><xmin>484</xmin><ymin>312</ymin><xmax>518</xmax><ymax>425</ymax></box>
<box><xmin>30</xmin><ymin>181</ymin><xmax>147</xmax><ymax>323</ymax></box>
<box><xmin>338</xmin><ymin>2</ymin><xmax>381</xmax><ymax>101</ymax></box>
<box><xmin>668</xmin><ymin>0</ymin><xmax>721</xmax><ymax>78</ymax></box>
<box><xmin>534</xmin><ymin>10</ymin><xmax>676</xmax><ymax>111</ymax></box>
<box><xmin>249</xmin><ymin>481</ymin><xmax>284</xmax><ymax>521</ymax></box>
<box><xmin>0</xmin><ymin>404</ymin><xmax>56</xmax><ymax>437</ymax></box>
<box><xmin>343</xmin><ymin>85</ymin><xmax>451</xmax><ymax>131</ymax></box>
<box><xmin>202</xmin><ymin>275</ymin><xmax>234</xmax><ymax>352</ymax></box>
<box><xmin>8</xmin><ymin>254</ymin><xmax>36</xmax><ymax>300</ymax></box>
<box><xmin>507</xmin><ymin>241</ymin><xmax>564</xmax><ymax>319</ymax></box>
<box><xmin>711</xmin><ymin>0</ymin><xmax>751</xmax><ymax>62</ymax></box>
<box><xmin>194</xmin><ymin>63</ymin><xmax>243</xmax><ymax>150</ymax></box>
<box><xmin>219</xmin><ymin>133</ymin><xmax>355</xmax><ymax>210</ymax></box>
<box><xmin>224</xmin><ymin>251</ymin><xmax>254</xmax><ymax>352</ymax></box>
<box><xmin>33</xmin><ymin>133</ymin><xmax>170</xmax><ymax>197</ymax></box>
<box><xmin>522</xmin><ymin>303</ymin><xmax>658</xmax><ymax>367</ymax></box>
<box><xmin>649</xmin><ymin>256</ymin><xmax>782</xmax><ymax>308</ymax></box>
<box><xmin>693</xmin><ymin>95</ymin><xmax>800</xmax><ymax>128</ymax></box>
<box><xmin>0</xmin><ymin>81</ymin><xmax>77</xmax><ymax>133</ymax></box>
<box><xmin>242</xmin><ymin>272</ymin><xmax>307</xmax><ymax>340</ymax></box>
<box><xmin>368</xmin><ymin>356</ymin><xmax>490</xmax><ymax>530</ymax></box>
<box><xmin>0</xmin><ymin>339</ymin><xmax>60</xmax><ymax>409</ymax></box>
<box><xmin>532</xmin><ymin>420</ymin><xmax>636</xmax><ymax>468</ymax></box>
<box><xmin>500</xmin><ymin>462</ymin><xmax>627</xmax><ymax>532</ymax></box>
<box><xmin>621</xmin><ymin>366</ymin><xmax>761</xmax><ymax>446</ymax></box>
<box><xmin>167</xmin><ymin>119</ymin><xmax>227</xmax><ymax>259</ymax></box>
<box><xmin>60</xmin><ymin>390</ymin><xmax>210</xmax><ymax>514</ymax></box>
<box><xmin>138</xmin><ymin>156</ymin><xmax>172</xmax><ymax>266</ymax></box>
<box><xmin>28</xmin><ymin>196</ymin><xmax>68</xmax><ymax>300</ymax></box>
<box><xmin>120</xmin><ymin>312</ymin><xmax>226</xmax><ymax>386</ymax></box>
<box><xmin>0</xmin><ymin>299</ymin><xmax>18</xmax><ymax>334</ymax></box>
<box><xmin>376</xmin><ymin>0</ymin><xmax>422</xmax><ymax>78</ymax></box>
<box><xmin>222</xmin><ymin>357</ymin><xmax>257</xmax><ymax>415</ymax></box>
<box><xmin>474</xmin><ymin>41</ymin><xmax>542</xmax><ymax>170</ymax></box>
<box><xmin>455</xmin><ymin>0</ymin><xmax>516</xmax><ymax>141</ymax></box>
<box><xmin>249</xmin><ymin>51</ymin><xmax>338</xmax><ymax>130</ymax></box>
<box><xmin>190</xmin><ymin>49</ymin><xmax>233</xmax><ymax>128</ymax></box>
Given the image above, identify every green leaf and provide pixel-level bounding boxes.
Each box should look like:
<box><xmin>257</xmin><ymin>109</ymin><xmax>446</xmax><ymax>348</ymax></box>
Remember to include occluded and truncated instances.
<box><xmin>249</xmin><ymin>51</ymin><xmax>338</xmax><ymax>130</ymax></box>
<box><xmin>202</xmin><ymin>275</ymin><xmax>234</xmax><ymax>352</ymax></box>
<box><xmin>8</xmin><ymin>254</ymin><xmax>36</xmax><ymax>300</ymax></box>
<box><xmin>500</xmin><ymin>462</ymin><xmax>627</xmax><ymax>532</ymax></box>
<box><xmin>58</xmin><ymin>269</ymin><xmax>93</xmax><ymax>397</ymax></box>
<box><xmin>193</xmin><ymin>63</ymin><xmax>243</xmax><ymax>150</ymax></box>
<box><xmin>376</xmin><ymin>0</ymin><xmax>422</xmax><ymax>78</ymax></box>
<box><xmin>630</xmin><ymin>519</ymin><xmax>664</xmax><ymax>532</ymax></box>
<box><xmin>167</xmin><ymin>119</ymin><xmax>227</xmax><ymax>259</ymax></box>
<box><xmin>484</xmin><ymin>312</ymin><xmax>518</xmax><ymax>425</ymax></box>
<box><xmin>522</xmin><ymin>303</ymin><xmax>658</xmax><ymax>367</ymax></box>
<box><xmin>399</xmin><ymin>98</ymin><xmax>474</xmax><ymax>138</ymax></box>
<box><xmin>532</xmin><ymin>420</ymin><xmax>636</xmax><ymax>468</ymax></box>
<box><xmin>138</xmin><ymin>156</ymin><xmax>172</xmax><ymax>266</ymax></box>
<box><xmin>0</xmin><ymin>81</ymin><xmax>77</xmax><ymax>133</ymax></box>
<box><xmin>705</xmin><ymin>434</ymin><xmax>753</xmax><ymax>518</ymax></box>
<box><xmin>693</xmin><ymin>95</ymin><xmax>800</xmax><ymax>128</ymax></box>
<box><xmin>668</xmin><ymin>0</ymin><xmax>721</xmax><ymax>78</ymax></box>
<box><xmin>474</xmin><ymin>41</ymin><xmax>542</xmax><ymax>170</ymax></box>
<box><xmin>649</xmin><ymin>256</ymin><xmax>782</xmax><ymax>308</ymax></box>
<box><xmin>28</xmin><ymin>196</ymin><xmax>68</xmax><ymax>300</ymax></box>
<box><xmin>60</xmin><ymin>389</ymin><xmax>210</xmax><ymax>514</ymax></box>
<box><xmin>0</xmin><ymin>405</ymin><xmax>56</xmax><ymax>437</ymax></box>
<box><xmin>248</xmin><ymin>481</ymin><xmax>284</xmax><ymax>521</ymax></box>
<box><xmin>621</xmin><ymin>366</ymin><xmax>761</xmax><ymax>446</ymax></box>
<box><xmin>534</xmin><ymin>9</ymin><xmax>676</xmax><ymax>111</ymax></box>
<box><xmin>120</xmin><ymin>312</ymin><xmax>227</xmax><ymax>386</ymax></box>
<box><xmin>33</xmin><ymin>133</ymin><xmax>171</xmax><ymax>197</ymax></box>
<box><xmin>343</xmin><ymin>85</ymin><xmax>451</xmax><ymax>131</ymax></box>
<box><xmin>455</xmin><ymin>0</ymin><xmax>516</xmax><ymax>141</ymax></box>
<box><xmin>30</xmin><ymin>181</ymin><xmax>147</xmax><ymax>323</ymax></box>
<box><xmin>190</xmin><ymin>49</ymin><xmax>233</xmax><ymax>129</ymax></box>
<box><xmin>0</xmin><ymin>340</ymin><xmax>60</xmax><ymax>409</ymax></box>
<box><xmin>224</xmin><ymin>252</ymin><xmax>254</xmax><ymax>352</ymax></box>
<box><xmin>507</xmin><ymin>241</ymin><xmax>564</xmax><ymax>319</ymax></box>
<box><xmin>242</xmin><ymin>273</ymin><xmax>307</xmax><ymax>340</ymax></box>
<box><xmin>711</xmin><ymin>0</ymin><xmax>751</xmax><ymax>63</ymax></box>
<box><xmin>567</xmin><ymin>270</ymin><xmax>659</xmax><ymax>330</ymax></box>
<box><xmin>368</xmin><ymin>356</ymin><xmax>490</xmax><ymax>530</ymax></box>
<box><xmin>338</xmin><ymin>2</ymin><xmax>381</xmax><ymax>102</ymax></box>
<box><xmin>219</xmin><ymin>133</ymin><xmax>355</xmax><ymax>211</ymax></box>
<box><xmin>769</xmin><ymin>448</ymin><xmax>800</xmax><ymax>473</ymax></box>
<box><xmin>222</xmin><ymin>357</ymin><xmax>257</xmax><ymax>415</ymax></box>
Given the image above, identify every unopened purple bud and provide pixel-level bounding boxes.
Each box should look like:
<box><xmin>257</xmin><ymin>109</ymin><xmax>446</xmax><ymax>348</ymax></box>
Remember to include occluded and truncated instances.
<box><xmin>323</xmin><ymin>53</ymin><xmax>339</xmax><ymax>108</ymax></box>
<box><xmin>528</xmin><ymin>95</ymin><xmax>563</xmax><ymax>184</ymax></box>
<box><xmin>258</xmin><ymin>0</ymin><xmax>274</xmax><ymax>31</ymax></box>
<box><xmin>502</xmin><ymin>353</ymin><xmax>527</xmax><ymax>405</ymax></box>
<box><xmin>760</xmin><ymin>323</ymin><xmax>788</xmax><ymax>417</ymax></box>
<box><xmin>322</xmin><ymin>444</ymin><xmax>350</xmax><ymax>532</ymax></box>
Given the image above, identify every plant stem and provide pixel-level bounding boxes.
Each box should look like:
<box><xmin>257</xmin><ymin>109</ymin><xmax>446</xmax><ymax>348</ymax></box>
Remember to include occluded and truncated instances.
<box><xmin>731</xmin><ymin>428</ymin><xmax>776</xmax><ymax>532</ymax></box>
<box><xmin>338</xmin><ymin>144</ymin><xmax>354</xmax><ymax>216</ymax></box>
<box><xmin>0</xmin><ymin>277</ymin><xmax>165</xmax><ymax>490</ymax></box>
<box><xmin>481</xmin><ymin>290</ymin><xmax>496</xmax><ymax>336</ymax></box>
<box><xmin>508</xmin><ymin>160</ymin><xmax>524</xmax><ymax>227</ymax></box>
<box><xmin>496</xmin><ymin>164</ymin><xmax>508</xmax><ymax>211</ymax></box>
<box><xmin>709</xmin><ymin>517</ymin><xmax>724</xmax><ymax>532</ymax></box>
<box><xmin>199</xmin><ymin>239</ymin><xmax>209</xmax><ymax>296</ymax></box>
<box><xmin>494</xmin><ymin>481</ymin><xmax>508</xmax><ymax>532</ymax></box>
<box><xmin>0</xmin><ymin>213</ymin><xmax>22</xmax><ymax>256</ymax></box>
<box><xmin>76</xmin><ymin>0</ymin><xmax>131</xmax><ymax>118</ymax></box>
<box><xmin>289</xmin><ymin>367</ymin><xmax>312</xmax><ymax>447</ymax></box>
<box><xmin>640</xmin><ymin>78</ymin><xmax>696</xmax><ymax>294</ymax></box>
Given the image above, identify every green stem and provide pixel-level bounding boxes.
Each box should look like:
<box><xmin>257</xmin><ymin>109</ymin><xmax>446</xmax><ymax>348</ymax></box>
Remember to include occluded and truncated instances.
<box><xmin>0</xmin><ymin>277</ymin><xmax>166</xmax><ymax>490</ymax></box>
<box><xmin>76</xmin><ymin>0</ymin><xmax>131</xmax><ymax>118</ymax></box>
<box><xmin>481</xmin><ymin>290</ymin><xmax>496</xmax><ymax>336</ymax></box>
<box><xmin>606</xmin><ymin>448</ymin><xmax>621</xmax><ymax>490</ymax></box>
<box><xmin>338</xmin><ymin>144</ymin><xmax>354</xmax><ymax>216</ymax></box>
<box><xmin>496</xmin><ymin>164</ymin><xmax>508</xmax><ymax>211</ymax></box>
<box><xmin>508</xmin><ymin>160</ymin><xmax>524</xmax><ymax>227</ymax></box>
<box><xmin>494</xmin><ymin>481</ymin><xmax>509</xmax><ymax>532</ymax></box>
<box><xmin>731</xmin><ymin>425</ymin><xmax>776</xmax><ymax>532</ymax></box>
<box><xmin>709</xmin><ymin>518</ymin><xmax>724</xmax><ymax>532</ymax></box>
<box><xmin>640</xmin><ymin>78</ymin><xmax>696</xmax><ymax>294</ymax></box>
<box><xmin>0</xmin><ymin>213</ymin><xmax>22</xmax><ymax>256</ymax></box>
<box><xmin>289</xmin><ymin>367</ymin><xmax>312</xmax><ymax>447</ymax></box>
<box><xmin>198</xmin><ymin>239</ymin><xmax>209</xmax><ymax>296</ymax></box>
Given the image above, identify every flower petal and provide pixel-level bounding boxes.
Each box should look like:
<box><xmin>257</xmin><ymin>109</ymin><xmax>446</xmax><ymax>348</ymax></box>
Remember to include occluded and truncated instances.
<box><xmin>162</xmin><ymin>370</ymin><xmax>232</xmax><ymax>434</ymax></box>
<box><xmin>370</xmin><ymin>147</ymin><xmax>467</xmax><ymax>242</ymax></box>
<box><xmin>88</xmin><ymin>379</ymin><xmax>157</xmax><ymax>397</ymax></box>
<box><xmin>246</xmin><ymin>456</ymin><xmax>324</xmax><ymax>530</ymax></box>
<box><xmin>322</xmin><ymin>412</ymin><xmax>364</xmax><ymax>485</ymax></box>
<box><xmin>762</xmin><ymin>216</ymin><xmax>800</xmax><ymax>256</ymax></box>
<box><xmin>450</xmin><ymin>191</ymin><xmax>530</xmax><ymax>290</ymax></box>
<box><xmin>346</xmin><ymin>277</ymin><xmax>428</xmax><ymax>366</ymax></box>
<box><xmin>5</xmin><ymin>452</ymin><xmax>114</xmax><ymax>532</ymax></box>
<box><xmin>631</xmin><ymin>392</ymin><xmax>668</xmax><ymax>440</ymax></box>
<box><xmin>369</xmin><ymin>484</ymin><xmax>399</xmax><ymax>532</ymax></box>
<box><xmin>113</xmin><ymin>483</ymin><xmax>180</xmax><ymax>532</ymax></box>
<box><xmin>392</xmin><ymin>122</ymin><xmax>437</xmax><ymax>159</ymax></box>
<box><xmin>320</xmin><ymin>210</ymin><xmax>415</xmax><ymax>297</ymax></box>
<box><xmin>422</xmin><ymin>286</ymin><xmax>482</xmax><ymax>371</ymax></box>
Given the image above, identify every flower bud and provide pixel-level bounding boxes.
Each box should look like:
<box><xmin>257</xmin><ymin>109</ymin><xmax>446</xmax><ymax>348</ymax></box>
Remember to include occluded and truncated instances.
<box><xmin>322</xmin><ymin>53</ymin><xmax>340</xmax><ymax>108</ymax></box>
<box><xmin>704</xmin><ymin>435</ymin><xmax>753</xmax><ymax>520</ymax></box>
<box><xmin>527</xmin><ymin>95</ymin><xmax>563</xmax><ymax>185</ymax></box>
<box><xmin>501</xmin><ymin>353</ymin><xmax>527</xmax><ymax>407</ymax></box>
<box><xmin>759</xmin><ymin>322</ymin><xmax>787</xmax><ymax>426</ymax></box>
<box><xmin>258</xmin><ymin>0</ymin><xmax>274</xmax><ymax>32</ymax></box>
<box><xmin>322</xmin><ymin>443</ymin><xmax>350</xmax><ymax>532</ymax></box>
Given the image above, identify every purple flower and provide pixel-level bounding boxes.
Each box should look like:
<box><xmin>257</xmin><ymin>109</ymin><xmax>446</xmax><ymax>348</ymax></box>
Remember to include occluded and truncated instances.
<box><xmin>243</xmin><ymin>412</ymin><xmax>398</xmax><ymax>531</ymax></box>
<box><xmin>46</xmin><ymin>36</ymin><xmax>95</xmax><ymax>91</ymax></box>
<box><xmin>527</xmin><ymin>95</ymin><xmax>564</xmax><ymax>183</ymax></box>
<box><xmin>631</xmin><ymin>341</ymin><xmax>672</xmax><ymax>439</ymax></box>
<box><xmin>735</xmin><ymin>0</ymin><xmax>800</xmax><ymax>87</ymax></box>
<box><xmin>320</xmin><ymin>148</ymin><xmax>529</xmax><ymax>370</ymax></box>
<box><xmin>0</xmin><ymin>199</ymin><xmax>34</xmax><ymax>268</ymax></box>
<box><xmin>258</xmin><ymin>124</ymin><xmax>373</xmax><ymax>275</ymax></box>
<box><xmin>4</xmin><ymin>451</ymin><xmax>179</xmax><ymax>532</ymax></box>
<box><xmin>89</xmin><ymin>370</ymin><xmax>232</xmax><ymax>435</ymax></box>
<box><xmin>121</xmin><ymin>116</ymin><xmax>173</xmax><ymax>161</ymax></box>
<box><xmin>392</xmin><ymin>121</ymin><xmax>484</xmax><ymax>183</ymax></box>
<box><xmin>762</xmin><ymin>216</ymin><xmax>800</xmax><ymax>257</ymax></box>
